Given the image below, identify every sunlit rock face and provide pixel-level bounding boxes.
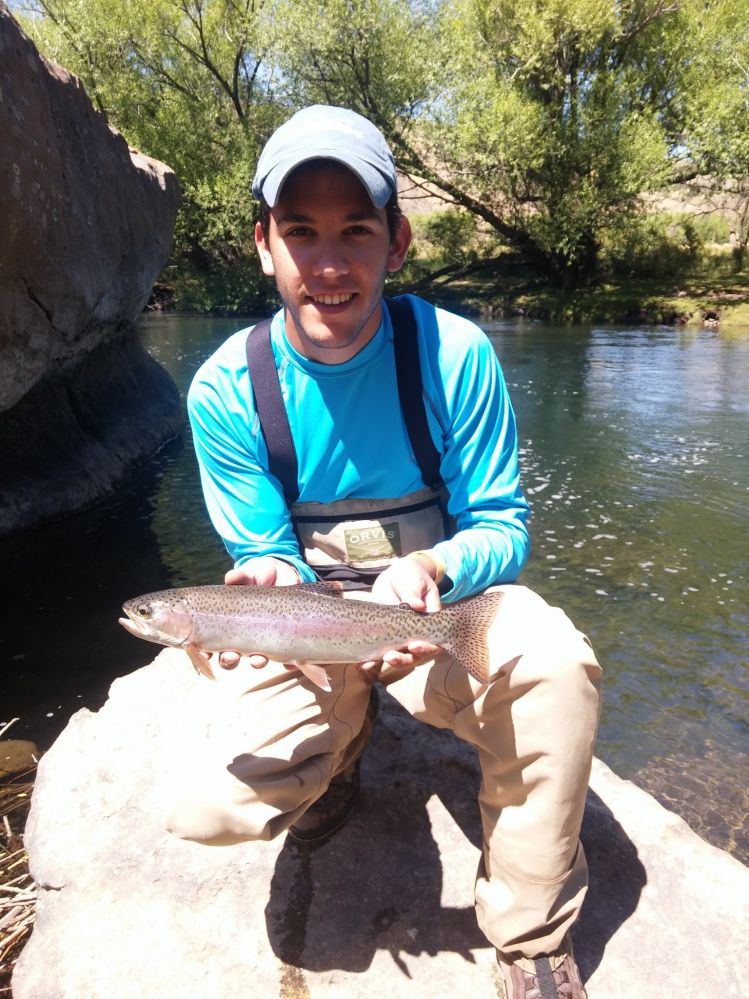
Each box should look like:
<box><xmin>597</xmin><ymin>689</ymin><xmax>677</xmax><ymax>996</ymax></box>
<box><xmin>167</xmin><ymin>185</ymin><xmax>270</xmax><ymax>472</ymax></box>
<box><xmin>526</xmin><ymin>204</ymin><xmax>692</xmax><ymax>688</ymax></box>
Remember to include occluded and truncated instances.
<box><xmin>0</xmin><ymin>3</ymin><xmax>181</xmax><ymax>535</ymax></box>
<box><xmin>11</xmin><ymin>651</ymin><xmax>749</xmax><ymax>999</ymax></box>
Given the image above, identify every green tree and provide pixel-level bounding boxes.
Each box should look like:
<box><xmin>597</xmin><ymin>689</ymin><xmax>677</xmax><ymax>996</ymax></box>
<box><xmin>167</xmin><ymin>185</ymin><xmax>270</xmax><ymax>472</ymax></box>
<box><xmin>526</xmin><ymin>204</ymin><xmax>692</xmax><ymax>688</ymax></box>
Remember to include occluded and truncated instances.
<box><xmin>15</xmin><ymin>0</ymin><xmax>749</xmax><ymax>292</ymax></box>
<box><xmin>676</xmin><ymin>0</ymin><xmax>749</xmax><ymax>267</ymax></box>
<box><xmin>278</xmin><ymin>0</ymin><xmax>748</xmax><ymax>286</ymax></box>
<box><xmin>19</xmin><ymin>0</ymin><xmax>285</xmax><ymax>309</ymax></box>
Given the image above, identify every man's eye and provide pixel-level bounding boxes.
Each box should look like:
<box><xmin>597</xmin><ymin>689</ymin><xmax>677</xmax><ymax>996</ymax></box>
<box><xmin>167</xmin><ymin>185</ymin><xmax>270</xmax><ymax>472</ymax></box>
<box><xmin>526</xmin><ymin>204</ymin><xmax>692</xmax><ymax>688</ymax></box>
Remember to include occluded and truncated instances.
<box><xmin>346</xmin><ymin>225</ymin><xmax>371</xmax><ymax>235</ymax></box>
<box><xmin>286</xmin><ymin>227</ymin><xmax>313</xmax><ymax>237</ymax></box>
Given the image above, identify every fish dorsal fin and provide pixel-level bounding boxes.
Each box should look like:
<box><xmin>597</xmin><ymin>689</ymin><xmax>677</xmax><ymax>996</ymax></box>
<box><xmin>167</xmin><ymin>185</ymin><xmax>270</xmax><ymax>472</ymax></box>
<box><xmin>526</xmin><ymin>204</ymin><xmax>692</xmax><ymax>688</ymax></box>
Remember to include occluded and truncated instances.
<box><xmin>294</xmin><ymin>581</ymin><xmax>345</xmax><ymax>598</ymax></box>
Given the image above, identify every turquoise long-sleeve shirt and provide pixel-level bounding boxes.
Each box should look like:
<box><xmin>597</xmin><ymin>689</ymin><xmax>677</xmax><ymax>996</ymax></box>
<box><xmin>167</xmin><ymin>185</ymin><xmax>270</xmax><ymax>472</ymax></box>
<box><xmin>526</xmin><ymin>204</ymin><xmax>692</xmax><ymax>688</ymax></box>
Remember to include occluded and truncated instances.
<box><xmin>187</xmin><ymin>294</ymin><xmax>530</xmax><ymax>601</ymax></box>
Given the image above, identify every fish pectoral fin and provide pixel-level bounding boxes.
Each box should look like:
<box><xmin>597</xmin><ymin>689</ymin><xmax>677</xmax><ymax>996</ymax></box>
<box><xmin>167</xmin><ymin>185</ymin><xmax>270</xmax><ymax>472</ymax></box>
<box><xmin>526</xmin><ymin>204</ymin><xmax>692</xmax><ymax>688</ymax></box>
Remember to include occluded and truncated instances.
<box><xmin>292</xmin><ymin>662</ymin><xmax>333</xmax><ymax>692</ymax></box>
<box><xmin>185</xmin><ymin>646</ymin><xmax>216</xmax><ymax>681</ymax></box>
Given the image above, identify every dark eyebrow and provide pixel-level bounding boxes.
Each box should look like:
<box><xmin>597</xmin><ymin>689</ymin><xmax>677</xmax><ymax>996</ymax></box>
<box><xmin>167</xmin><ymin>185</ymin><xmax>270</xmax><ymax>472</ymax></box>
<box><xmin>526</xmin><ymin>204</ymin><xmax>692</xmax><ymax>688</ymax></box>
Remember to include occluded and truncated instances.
<box><xmin>275</xmin><ymin>210</ymin><xmax>383</xmax><ymax>226</ymax></box>
<box><xmin>275</xmin><ymin>212</ymin><xmax>313</xmax><ymax>226</ymax></box>
<box><xmin>343</xmin><ymin>210</ymin><xmax>383</xmax><ymax>224</ymax></box>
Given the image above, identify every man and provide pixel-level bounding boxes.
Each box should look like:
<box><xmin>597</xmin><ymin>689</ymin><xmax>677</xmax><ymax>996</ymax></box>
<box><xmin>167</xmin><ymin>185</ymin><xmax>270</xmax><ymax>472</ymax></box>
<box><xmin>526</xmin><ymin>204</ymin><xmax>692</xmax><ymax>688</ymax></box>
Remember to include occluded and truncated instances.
<box><xmin>173</xmin><ymin>105</ymin><xmax>602</xmax><ymax>999</ymax></box>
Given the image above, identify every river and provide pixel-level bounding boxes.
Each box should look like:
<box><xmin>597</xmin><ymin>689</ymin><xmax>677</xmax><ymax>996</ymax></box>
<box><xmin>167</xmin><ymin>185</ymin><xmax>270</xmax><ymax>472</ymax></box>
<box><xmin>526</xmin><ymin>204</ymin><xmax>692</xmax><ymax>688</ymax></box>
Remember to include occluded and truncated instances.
<box><xmin>1</xmin><ymin>312</ymin><xmax>747</xmax><ymax>862</ymax></box>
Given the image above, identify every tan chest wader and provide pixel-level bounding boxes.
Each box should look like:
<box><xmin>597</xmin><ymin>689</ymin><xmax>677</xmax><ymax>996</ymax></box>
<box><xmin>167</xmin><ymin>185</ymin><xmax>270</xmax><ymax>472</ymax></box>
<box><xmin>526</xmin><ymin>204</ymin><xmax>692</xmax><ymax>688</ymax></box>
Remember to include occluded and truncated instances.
<box><xmin>246</xmin><ymin>297</ymin><xmax>454</xmax><ymax>590</ymax></box>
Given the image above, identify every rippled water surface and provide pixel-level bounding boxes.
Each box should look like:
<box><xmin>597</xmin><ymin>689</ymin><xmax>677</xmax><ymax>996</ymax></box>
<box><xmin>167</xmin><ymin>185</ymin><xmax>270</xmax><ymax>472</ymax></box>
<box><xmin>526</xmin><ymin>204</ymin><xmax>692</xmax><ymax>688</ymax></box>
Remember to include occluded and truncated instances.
<box><xmin>2</xmin><ymin>314</ymin><xmax>747</xmax><ymax>861</ymax></box>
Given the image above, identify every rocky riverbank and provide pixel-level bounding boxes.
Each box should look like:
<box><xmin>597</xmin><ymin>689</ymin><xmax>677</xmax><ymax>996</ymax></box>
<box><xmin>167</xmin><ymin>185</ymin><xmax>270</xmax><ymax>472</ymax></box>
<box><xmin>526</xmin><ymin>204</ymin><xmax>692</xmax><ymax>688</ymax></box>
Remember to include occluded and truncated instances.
<box><xmin>416</xmin><ymin>271</ymin><xmax>749</xmax><ymax>328</ymax></box>
<box><xmin>10</xmin><ymin>650</ymin><xmax>749</xmax><ymax>998</ymax></box>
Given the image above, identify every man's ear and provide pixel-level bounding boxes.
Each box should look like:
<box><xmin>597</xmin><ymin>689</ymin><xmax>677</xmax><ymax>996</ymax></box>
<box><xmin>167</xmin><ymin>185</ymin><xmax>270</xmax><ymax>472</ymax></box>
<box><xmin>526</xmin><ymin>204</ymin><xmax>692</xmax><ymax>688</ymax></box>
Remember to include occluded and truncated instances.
<box><xmin>255</xmin><ymin>221</ymin><xmax>275</xmax><ymax>277</ymax></box>
<box><xmin>387</xmin><ymin>215</ymin><xmax>412</xmax><ymax>273</ymax></box>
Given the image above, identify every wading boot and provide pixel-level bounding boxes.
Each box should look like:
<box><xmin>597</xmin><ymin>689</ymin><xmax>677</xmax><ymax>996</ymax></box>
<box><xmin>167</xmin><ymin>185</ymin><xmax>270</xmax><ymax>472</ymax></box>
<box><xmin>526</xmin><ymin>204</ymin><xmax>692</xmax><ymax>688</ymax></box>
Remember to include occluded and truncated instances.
<box><xmin>288</xmin><ymin>686</ymin><xmax>379</xmax><ymax>844</ymax></box>
<box><xmin>496</xmin><ymin>936</ymin><xmax>587</xmax><ymax>999</ymax></box>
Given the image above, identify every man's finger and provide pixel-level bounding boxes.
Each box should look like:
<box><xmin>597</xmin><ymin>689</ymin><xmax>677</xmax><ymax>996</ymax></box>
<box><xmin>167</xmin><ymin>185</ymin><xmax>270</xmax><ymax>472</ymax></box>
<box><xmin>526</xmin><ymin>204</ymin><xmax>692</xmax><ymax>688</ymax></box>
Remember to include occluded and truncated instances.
<box><xmin>403</xmin><ymin>592</ymin><xmax>427</xmax><ymax>612</ymax></box>
<box><xmin>407</xmin><ymin>640</ymin><xmax>441</xmax><ymax>656</ymax></box>
<box><xmin>383</xmin><ymin>650</ymin><xmax>412</xmax><ymax>667</ymax></box>
<box><xmin>423</xmin><ymin>588</ymin><xmax>442</xmax><ymax>613</ymax></box>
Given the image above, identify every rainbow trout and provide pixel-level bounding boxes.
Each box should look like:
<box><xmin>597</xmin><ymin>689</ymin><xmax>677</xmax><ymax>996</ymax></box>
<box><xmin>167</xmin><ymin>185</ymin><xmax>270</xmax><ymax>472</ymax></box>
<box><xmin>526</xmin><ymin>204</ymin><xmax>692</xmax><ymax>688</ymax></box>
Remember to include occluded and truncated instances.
<box><xmin>119</xmin><ymin>583</ymin><xmax>501</xmax><ymax>690</ymax></box>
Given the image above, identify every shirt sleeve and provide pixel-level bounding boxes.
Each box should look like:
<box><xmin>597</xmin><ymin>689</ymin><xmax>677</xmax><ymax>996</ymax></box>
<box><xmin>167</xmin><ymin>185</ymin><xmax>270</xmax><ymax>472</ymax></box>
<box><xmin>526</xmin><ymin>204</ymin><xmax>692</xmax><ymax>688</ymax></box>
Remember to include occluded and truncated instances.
<box><xmin>417</xmin><ymin>303</ymin><xmax>530</xmax><ymax>601</ymax></box>
<box><xmin>186</xmin><ymin>337</ymin><xmax>317</xmax><ymax>582</ymax></box>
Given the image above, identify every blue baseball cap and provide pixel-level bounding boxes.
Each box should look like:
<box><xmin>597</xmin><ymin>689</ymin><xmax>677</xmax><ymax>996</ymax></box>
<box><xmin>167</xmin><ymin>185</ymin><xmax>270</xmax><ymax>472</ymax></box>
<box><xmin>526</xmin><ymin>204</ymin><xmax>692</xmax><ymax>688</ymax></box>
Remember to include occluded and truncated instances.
<box><xmin>252</xmin><ymin>105</ymin><xmax>398</xmax><ymax>208</ymax></box>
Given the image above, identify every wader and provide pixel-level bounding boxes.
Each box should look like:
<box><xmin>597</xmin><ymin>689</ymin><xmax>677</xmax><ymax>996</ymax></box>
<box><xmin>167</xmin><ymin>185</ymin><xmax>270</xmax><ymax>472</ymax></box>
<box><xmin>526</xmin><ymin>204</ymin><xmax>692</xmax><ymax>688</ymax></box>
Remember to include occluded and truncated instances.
<box><xmin>167</xmin><ymin>296</ymin><xmax>602</xmax><ymax>961</ymax></box>
<box><xmin>245</xmin><ymin>297</ymin><xmax>454</xmax><ymax>587</ymax></box>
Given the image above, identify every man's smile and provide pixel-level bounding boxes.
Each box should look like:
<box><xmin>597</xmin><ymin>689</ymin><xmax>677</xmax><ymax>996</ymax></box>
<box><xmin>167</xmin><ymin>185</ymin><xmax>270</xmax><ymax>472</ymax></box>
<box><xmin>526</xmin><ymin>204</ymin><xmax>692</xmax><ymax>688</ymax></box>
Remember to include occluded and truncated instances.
<box><xmin>309</xmin><ymin>292</ymin><xmax>356</xmax><ymax>306</ymax></box>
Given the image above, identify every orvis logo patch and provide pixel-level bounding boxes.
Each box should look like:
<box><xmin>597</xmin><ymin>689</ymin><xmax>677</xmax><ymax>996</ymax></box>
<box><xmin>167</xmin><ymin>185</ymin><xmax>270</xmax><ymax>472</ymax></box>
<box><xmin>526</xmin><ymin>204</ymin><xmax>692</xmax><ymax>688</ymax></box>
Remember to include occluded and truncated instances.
<box><xmin>344</xmin><ymin>523</ymin><xmax>402</xmax><ymax>562</ymax></box>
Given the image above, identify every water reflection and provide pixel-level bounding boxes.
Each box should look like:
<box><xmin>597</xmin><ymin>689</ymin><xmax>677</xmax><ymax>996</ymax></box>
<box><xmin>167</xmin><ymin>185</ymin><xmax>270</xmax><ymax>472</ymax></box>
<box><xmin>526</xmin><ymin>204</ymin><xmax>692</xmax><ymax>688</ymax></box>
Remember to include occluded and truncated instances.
<box><xmin>1</xmin><ymin>314</ymin><xmax>747</xmax><ymax>862</ymax></box>
<box><xmin>486</xmin><ymin>319</ymin><xmax>748</xmax><ymax>859</ymax></box>
<box><xmin>0</xmin><ymin>444</ymin><xmax>177</xmax><ymax>747</ymax></box>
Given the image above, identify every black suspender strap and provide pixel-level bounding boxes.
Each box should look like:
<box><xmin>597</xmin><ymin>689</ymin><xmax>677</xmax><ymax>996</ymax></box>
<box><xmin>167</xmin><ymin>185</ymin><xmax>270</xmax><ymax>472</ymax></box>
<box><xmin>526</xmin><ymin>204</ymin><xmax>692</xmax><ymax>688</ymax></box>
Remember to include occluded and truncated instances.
<box><xmin>245</xmin><ymin>297</ymin><xmax>442</xmax><ymax>504</ymax></box>
<box><xmin>386</xmin><ymin>297</ymin><xmax>442</xmax><ymax>490</ymax></box>
<box><xmin>245</xmin><ymin>318</ymin><xmax>301</xmax><ymax>503</ymax></box>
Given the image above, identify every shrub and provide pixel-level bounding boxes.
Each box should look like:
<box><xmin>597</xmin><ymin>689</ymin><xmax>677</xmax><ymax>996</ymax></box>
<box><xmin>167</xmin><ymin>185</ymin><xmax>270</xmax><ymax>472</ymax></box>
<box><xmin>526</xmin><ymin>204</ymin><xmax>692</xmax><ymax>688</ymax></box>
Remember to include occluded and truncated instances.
<box><xmin>600</xmin><ymin>213</ymin><xmax>699</xmax><ymax>279</ymax></box>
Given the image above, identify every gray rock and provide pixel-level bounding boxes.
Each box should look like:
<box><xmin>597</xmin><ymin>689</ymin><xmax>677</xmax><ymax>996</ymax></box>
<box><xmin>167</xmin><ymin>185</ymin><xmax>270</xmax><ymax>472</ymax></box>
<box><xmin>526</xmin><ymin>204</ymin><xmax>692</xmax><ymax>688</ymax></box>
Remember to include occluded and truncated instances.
<box><xmin>13</xmin><ymin>650</ymin><xmax>749</xmax><ymax>998</ymax></box>
<box><xmin>0</xmin><ymin>3</ymin><xmax>181</xmax><ymax>535</ymax></box>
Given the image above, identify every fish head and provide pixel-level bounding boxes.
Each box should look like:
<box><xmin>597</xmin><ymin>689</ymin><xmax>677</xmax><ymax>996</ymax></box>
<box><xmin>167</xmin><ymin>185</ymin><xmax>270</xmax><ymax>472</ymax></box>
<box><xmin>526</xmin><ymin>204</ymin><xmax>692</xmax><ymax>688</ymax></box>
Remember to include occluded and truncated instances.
<box><xmin>119</xmin><ymin>593</ymin><xmax>195</xmax><ymax>648</ymax></box>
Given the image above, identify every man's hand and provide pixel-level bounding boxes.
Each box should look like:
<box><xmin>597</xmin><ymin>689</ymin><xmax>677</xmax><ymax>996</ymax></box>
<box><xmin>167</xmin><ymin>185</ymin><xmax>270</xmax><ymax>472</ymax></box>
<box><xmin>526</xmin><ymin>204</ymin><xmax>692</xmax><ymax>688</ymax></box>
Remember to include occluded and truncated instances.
<box><xmin>361</xmin><ymin>552</ymin><xmax>444</xmax><ymax>674</ymax></box>
<box><xmin>224</xmin><ymin>556</ymin><xmax>302</xmax><ymax>589</ymax></box>
<box><xmin>215</xmin><ymin>557</ymin><xmax>301</xmax><ymax>671</ymax></box>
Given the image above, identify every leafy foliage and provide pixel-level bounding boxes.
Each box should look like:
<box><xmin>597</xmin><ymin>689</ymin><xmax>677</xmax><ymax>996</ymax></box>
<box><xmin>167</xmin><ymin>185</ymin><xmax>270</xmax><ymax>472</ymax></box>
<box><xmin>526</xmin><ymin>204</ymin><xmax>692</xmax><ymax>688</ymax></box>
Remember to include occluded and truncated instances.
<box><xmin>19</xmin><ymin>0</ymin><xmax>285</xmax><ymax>311</ymax></box>
<box><xmin>14</xmin><ymin>0</ymin><xmax>749</xmax><ymax>300</ymax></box>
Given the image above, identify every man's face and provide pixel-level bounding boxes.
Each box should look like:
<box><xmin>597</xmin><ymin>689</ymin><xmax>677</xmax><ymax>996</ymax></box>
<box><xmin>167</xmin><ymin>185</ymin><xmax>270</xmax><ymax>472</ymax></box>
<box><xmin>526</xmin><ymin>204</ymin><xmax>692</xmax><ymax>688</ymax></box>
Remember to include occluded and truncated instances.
<box><xmin>255</xmin><ymin>163</ymin><xmax>411</xmax><ymax>364</ymax></box>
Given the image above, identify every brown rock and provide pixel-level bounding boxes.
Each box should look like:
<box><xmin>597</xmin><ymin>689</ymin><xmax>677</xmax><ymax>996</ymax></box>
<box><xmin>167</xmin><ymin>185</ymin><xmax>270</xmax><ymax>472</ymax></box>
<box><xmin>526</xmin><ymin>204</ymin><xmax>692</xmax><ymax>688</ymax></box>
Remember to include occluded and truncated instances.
<box><xmin>0</xmin><ymin>739</ymin><xmax>38</xmax><ymax>779</ymax></box>
<box><xmin>0</xmin><ymin>3</ymin><xmax>181</xmax><ymax>535</ymax></box>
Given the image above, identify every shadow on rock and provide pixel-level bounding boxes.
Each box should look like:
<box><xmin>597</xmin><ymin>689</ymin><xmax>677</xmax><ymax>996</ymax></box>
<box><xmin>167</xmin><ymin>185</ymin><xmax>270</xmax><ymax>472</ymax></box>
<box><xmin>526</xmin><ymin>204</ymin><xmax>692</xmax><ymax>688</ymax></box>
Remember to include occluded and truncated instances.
<box><xmin>265</xmin><ymin>696</ymin><xmax>487</xmax><ymax>976</ymax></box>
<box><xmin>576</xmin><ymin>787</ymin><xmax>648</xmax><ymax>980</ymax></box>
<box><xmin>265</xmin><ymin>694</ymin><xmax>647</xmax><ymax>982</ymax></box>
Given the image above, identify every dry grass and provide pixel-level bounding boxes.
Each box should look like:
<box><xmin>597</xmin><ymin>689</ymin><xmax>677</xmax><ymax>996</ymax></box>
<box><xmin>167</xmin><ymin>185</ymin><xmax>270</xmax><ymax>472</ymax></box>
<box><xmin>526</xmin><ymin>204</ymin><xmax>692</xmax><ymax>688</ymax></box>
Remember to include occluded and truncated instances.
<box><xmin>0</xmin><ymin>721</ymin><xmax>37</xmax><ymax>995</ymax></box>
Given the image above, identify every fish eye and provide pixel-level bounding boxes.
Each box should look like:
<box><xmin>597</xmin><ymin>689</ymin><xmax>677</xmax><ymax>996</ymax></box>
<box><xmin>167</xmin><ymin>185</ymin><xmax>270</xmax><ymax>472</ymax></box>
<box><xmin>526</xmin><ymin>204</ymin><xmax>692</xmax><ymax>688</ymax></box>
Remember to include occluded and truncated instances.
<box><xmin>135</xmin><ymin>604</ymin><xmax>151</xmax><ymax>618</ymax></box>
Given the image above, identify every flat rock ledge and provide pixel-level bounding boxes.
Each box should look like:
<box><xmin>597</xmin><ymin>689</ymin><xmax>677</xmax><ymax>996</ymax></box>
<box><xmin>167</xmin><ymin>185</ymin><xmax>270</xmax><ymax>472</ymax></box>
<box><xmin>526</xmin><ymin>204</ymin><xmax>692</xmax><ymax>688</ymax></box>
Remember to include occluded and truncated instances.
<box><xmin>13</xmin><ymin>650</ymin><xmax>749</xmax><ymax>999</ymax></box>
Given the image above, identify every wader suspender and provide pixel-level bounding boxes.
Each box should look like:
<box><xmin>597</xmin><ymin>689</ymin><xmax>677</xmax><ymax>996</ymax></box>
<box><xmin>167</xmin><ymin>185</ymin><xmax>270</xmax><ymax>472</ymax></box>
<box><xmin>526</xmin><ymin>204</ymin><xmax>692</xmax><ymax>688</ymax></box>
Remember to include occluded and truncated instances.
<box><xmin>245</xmin><ymin>297</ymin><xmax>442</xmax><ymax>504</ymax></box>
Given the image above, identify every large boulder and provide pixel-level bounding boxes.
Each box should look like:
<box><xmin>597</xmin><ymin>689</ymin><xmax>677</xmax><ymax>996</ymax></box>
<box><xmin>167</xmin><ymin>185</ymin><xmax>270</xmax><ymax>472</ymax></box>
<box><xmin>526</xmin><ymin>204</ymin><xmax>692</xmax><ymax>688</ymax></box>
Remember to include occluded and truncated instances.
<box><xmin>0</xmin><ymin>3</ymin><xmax>181</xmax><ymax>535</ymax></box>
<box><xmin>12</xmin><ymin>650</ymin><xmax>749</xmax><ymax>998</ymax></box>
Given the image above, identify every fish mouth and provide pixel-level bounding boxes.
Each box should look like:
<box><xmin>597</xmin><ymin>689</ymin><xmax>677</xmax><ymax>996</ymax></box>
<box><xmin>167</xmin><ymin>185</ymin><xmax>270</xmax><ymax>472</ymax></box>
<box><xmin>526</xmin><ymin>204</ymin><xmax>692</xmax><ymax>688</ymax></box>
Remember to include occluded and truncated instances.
<box><xmin>119</xmin><ymin>603</ymin><xmax>195</xmax><ymax>647</ymax></box>
<box><xmin>119</xmin><ymin>613</ymin><xmax>163</xmax><ymax>642</ymax></box>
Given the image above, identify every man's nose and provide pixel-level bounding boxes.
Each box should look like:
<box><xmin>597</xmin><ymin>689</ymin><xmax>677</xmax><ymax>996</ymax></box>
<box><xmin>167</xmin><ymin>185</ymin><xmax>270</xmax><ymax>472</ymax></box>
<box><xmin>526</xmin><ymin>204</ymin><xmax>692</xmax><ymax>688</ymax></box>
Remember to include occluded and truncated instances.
<box><xmin>312</xmin><ymin>240</ymin><xmax>349</xmax><ymax>276</ymax></box>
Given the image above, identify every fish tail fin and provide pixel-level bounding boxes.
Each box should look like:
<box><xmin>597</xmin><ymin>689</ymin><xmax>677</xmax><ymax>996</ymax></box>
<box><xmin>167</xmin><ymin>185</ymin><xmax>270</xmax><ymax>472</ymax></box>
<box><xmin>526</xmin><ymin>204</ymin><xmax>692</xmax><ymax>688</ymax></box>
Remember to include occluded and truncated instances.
<box><xmin>442</xmin><ymin>591</ymin><xmax>503</xmax><ymax>685</ymax></box>
<box><xmin>295</xmin><ymin>662</ymin><xmax>333</xmax><ymax>692</ymax></box>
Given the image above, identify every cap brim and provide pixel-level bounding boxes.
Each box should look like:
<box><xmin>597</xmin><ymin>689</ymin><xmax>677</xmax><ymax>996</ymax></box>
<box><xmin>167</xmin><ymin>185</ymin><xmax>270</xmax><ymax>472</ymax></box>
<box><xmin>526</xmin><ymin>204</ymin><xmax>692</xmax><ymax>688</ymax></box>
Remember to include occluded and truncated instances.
<box><xmin>257</xmin><ymin>154</ymin><xmax>393</xmax><ymax>208</ymax></box>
